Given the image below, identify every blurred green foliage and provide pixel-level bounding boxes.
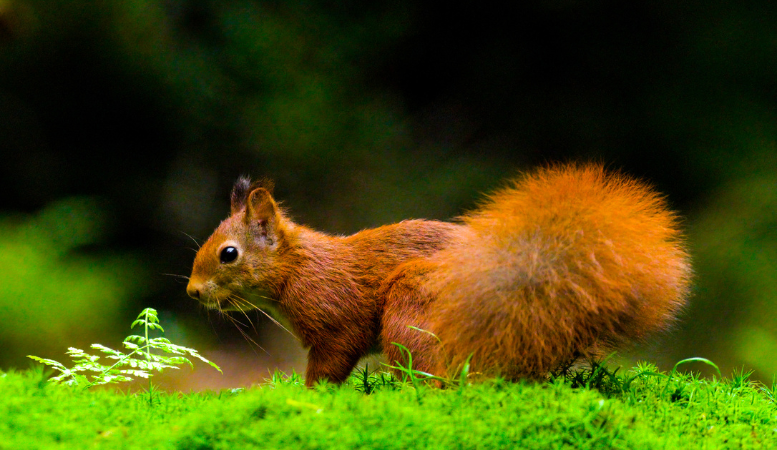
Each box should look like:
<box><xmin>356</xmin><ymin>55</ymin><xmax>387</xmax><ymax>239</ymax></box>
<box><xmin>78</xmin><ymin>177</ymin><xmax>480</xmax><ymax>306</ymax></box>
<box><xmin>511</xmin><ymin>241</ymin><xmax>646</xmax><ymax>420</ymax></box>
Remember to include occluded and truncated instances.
<box><xmin>681</xmin><ymin>173</ymin><xmax>777</xmax><ymax>378</ymax></box>
<box><xmin>0</xmin><ymin>198</ymin><xmax>145</xmax><ymax>365</ymax></box>
<box><xmin>0</xmin><ymin>0</ymin><xmax>776</xmax><ymax>382</ymax></box>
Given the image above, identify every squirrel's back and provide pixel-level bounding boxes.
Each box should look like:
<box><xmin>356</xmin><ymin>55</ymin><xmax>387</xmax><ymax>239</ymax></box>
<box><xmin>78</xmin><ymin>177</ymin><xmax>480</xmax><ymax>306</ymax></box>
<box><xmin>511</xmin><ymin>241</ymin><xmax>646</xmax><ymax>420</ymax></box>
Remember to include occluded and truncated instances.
<box><xmin>424</xmin><ymin>163</ymin><xmax>691</xmax><ymax>378</ymax></box>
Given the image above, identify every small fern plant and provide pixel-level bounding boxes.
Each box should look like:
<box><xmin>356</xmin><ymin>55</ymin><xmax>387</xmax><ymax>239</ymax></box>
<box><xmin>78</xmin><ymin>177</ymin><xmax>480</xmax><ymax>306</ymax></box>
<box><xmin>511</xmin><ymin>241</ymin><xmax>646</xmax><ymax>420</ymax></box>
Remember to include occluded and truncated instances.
<box><xmin>28</xmin><ymin>308</ymin><xmax>221</xmax><ymax>389</ymax></box>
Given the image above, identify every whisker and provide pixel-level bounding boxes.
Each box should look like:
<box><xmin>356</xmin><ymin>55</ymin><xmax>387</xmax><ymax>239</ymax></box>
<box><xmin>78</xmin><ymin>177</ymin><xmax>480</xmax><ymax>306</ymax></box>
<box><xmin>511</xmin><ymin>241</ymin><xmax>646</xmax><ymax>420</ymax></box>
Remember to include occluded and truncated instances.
<box><xmin>226</xmin><ymin>297</ymin><xmax>254</xmax><ymax>327</ymax></box>
<box><xmin>162</xmin><ymin>273</ymin><xmax>190</xmax><ymax>280</ymax></box>
<box><xmin>222</xmin><ymin>312</ymin><xmax>269</xmax><ymax>356</ymax></box>
<box><xmin>255</xmin><ymin>308</ymin><xmax>298</xmax><ymax>341</ymax></box>
<box><xmin>230</xmin><ymin>296</ymin><xmax>259</xmax><ymax>328</ymax></box>
<box><xmin>226</xmin><ymin>313</ymin><xmax>250</xmax><ymax>328</ymax></box>
<box><xmin>204</xmin><ymin>307</ymin><xmax>222</xmax><ymax>343</ymax></box>
<box><xmin>230</xmin><ymin>294</ymin><xmax>298</xmax><ymax>341</ymax></box>
<box><xmin>229</xmin><ymin>296</ymin><xmax>264</xmax><ymax>345</ymax></box>
<box><xmin>180</xmin><ymin>231</ymin><xmax>202</xmax><ymax>249</ymax></box>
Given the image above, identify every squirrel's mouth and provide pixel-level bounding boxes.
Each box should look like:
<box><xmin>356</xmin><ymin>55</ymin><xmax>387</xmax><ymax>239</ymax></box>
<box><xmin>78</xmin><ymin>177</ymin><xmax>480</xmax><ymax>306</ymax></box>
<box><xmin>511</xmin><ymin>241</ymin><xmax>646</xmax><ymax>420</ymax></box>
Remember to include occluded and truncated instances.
<box><xmin>187</xmin><ymin>280</ymin><xmax>281</xmax><ymax>318</ymax></box>
<box><xmin>187</xmin><ymin>279</ymin><xmax>257</xmax><ymax>312</ymax></box>
<box><xmin>197</xmin><ymin>295</ymin><xmax>255</xmax><ymax>312</ymax></box>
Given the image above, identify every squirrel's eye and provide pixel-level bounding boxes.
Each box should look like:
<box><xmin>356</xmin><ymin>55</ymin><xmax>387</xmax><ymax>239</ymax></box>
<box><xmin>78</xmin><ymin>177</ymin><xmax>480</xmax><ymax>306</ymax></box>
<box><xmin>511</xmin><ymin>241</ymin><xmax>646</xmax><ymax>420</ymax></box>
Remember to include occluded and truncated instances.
<box><xmin>220</xmin><ymin>246</ymin><xmax>238</xmax><ymax>264</ymax></box>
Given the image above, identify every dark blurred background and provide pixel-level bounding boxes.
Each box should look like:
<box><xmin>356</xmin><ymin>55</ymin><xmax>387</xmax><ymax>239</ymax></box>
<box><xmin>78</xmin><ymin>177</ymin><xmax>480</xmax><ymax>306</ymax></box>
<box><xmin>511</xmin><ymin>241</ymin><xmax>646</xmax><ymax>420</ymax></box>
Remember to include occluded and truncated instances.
<box><xmin>2</xmin><ymin>0</ymin><xmax>776</xmax><ymax>388</ymax></box>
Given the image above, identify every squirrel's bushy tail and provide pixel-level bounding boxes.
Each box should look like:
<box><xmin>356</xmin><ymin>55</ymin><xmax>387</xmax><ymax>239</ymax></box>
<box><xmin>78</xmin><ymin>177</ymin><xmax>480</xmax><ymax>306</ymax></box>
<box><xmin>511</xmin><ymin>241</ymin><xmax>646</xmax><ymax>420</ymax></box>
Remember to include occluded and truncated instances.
<box><xmin>425</xmin><ymin>163</ymin><xmax>691</xmax><ymax>378</ymax></box>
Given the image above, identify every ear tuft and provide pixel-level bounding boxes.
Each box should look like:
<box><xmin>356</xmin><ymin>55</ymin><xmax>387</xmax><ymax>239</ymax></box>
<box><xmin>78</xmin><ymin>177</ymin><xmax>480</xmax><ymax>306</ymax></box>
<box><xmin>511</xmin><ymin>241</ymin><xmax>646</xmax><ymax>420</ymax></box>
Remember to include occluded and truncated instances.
<box><xmin>230</xmin><ymin>176</ymin><xmax>252</xmax><ymax>214</ymax></box>
<box><xmin>231</xmin><ymin>176</ymin><xmax>275</xmax><ymax>215</ymax></box>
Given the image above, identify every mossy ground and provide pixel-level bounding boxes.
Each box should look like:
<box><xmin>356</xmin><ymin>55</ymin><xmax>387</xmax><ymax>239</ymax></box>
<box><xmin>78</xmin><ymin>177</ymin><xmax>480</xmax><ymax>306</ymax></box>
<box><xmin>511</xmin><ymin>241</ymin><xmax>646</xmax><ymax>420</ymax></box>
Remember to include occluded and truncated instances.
<box><xmin>2</xmin><ymin>363</ymin><xmax>776</xmax><ymax>449</ymax></box>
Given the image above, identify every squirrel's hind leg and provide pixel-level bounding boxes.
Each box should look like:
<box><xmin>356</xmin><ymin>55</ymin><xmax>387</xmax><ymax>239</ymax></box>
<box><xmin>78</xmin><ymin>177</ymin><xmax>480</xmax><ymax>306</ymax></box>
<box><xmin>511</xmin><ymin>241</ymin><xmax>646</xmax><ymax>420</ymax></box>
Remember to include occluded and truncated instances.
<box><xmin>380</xmin><ymin>262</ymin><xmax>442</xmax><ymax>380</ymax></box>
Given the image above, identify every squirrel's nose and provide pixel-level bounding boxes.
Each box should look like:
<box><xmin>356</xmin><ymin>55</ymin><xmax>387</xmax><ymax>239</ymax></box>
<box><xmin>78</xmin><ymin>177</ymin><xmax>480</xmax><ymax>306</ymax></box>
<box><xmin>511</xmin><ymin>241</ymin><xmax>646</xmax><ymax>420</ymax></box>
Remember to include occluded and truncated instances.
<box><xmin>186</xmin><ymin>282</ymin><xmax>201</xmax><ymax>300</ymax></box>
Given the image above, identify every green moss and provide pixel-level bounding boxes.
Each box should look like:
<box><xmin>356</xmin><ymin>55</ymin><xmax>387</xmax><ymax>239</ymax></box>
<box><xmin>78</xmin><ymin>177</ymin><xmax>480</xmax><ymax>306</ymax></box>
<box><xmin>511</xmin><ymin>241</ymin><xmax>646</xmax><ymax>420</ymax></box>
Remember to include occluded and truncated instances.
<box><xmin>3</xmin><ymin>362</ymin><xmax>776</xmax><ymax>449</ymax></box>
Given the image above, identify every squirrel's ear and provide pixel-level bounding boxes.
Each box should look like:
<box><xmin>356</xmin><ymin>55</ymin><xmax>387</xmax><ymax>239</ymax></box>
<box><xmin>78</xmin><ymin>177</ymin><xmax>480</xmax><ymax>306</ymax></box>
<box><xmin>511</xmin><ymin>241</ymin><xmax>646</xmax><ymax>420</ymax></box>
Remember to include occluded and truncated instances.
<box><xmin>245</xmin><ymin>187</ymin><xmax>280</xmax><ymax>245</ymax></box>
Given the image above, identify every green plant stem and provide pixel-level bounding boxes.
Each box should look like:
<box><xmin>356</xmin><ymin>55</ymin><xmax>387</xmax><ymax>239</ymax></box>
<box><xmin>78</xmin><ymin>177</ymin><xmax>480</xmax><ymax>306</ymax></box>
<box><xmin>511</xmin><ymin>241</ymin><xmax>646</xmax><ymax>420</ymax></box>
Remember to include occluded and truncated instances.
<box><xmin>144</xmin><ymin>309</ymin><xmax>153</xmax><ymax>403</ymax></box>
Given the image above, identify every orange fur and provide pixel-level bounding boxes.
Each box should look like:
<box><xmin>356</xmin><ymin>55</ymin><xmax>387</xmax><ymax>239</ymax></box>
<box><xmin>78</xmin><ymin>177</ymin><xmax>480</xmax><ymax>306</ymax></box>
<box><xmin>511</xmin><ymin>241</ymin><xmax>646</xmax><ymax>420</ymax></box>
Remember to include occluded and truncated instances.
<box><xmin>187</xmin><ymin>164</ymin><xmax>691</xmax><ymax>386</ymax></box>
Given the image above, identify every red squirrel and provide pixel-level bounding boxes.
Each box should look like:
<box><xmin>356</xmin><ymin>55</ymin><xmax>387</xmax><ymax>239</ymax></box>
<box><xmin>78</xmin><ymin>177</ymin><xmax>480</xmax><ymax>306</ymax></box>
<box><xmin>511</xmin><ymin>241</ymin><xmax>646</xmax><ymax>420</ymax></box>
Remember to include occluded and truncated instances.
<box><xmin>187</xmin><ymin>163</ymin><xmax>691</xmax><ymax>386</ymax></box>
